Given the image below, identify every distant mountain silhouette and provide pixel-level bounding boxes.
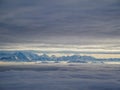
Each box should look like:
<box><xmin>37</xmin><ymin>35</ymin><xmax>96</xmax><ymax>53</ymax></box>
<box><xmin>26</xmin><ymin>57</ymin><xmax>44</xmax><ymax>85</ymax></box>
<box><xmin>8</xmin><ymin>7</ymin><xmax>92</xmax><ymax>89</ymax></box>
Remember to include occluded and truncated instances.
<box><xmin>0</xmin><ymin>51</ymin><xmax>120</xmax><ymax>63</ymax></box>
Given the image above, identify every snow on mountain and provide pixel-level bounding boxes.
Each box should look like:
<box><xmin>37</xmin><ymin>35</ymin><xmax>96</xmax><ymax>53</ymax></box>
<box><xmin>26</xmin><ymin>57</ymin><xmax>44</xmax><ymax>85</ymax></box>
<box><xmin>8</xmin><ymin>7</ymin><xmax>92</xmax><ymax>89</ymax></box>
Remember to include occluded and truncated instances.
<box><xmin>0</xmin><ymin>51</ymin><xmax>39</xmax><ymax>61</ymax></box>
<box><xmin>0</xmin><ymin>51</ymin><xmax>120</xmax><ymax>63</ymax></box>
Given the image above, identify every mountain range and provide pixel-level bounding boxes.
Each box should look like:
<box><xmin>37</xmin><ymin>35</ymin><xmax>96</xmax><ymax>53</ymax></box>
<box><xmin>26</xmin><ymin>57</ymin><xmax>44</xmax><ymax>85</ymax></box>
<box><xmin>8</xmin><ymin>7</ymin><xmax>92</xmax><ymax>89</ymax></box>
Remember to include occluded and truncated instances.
<box><xmin>0</xmin><ymin>51</ymin><xmax>120</xmax><ymax>63</ymax></box>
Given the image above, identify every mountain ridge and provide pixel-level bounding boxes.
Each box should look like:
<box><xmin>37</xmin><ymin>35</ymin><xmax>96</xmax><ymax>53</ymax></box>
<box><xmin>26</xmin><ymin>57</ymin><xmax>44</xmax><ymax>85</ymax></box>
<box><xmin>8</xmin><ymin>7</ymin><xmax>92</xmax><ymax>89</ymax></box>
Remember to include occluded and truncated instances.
<box><xmin>0</xmin><ymin>51</ymin><xmax>120</xmax><ymax>63</ymax></box>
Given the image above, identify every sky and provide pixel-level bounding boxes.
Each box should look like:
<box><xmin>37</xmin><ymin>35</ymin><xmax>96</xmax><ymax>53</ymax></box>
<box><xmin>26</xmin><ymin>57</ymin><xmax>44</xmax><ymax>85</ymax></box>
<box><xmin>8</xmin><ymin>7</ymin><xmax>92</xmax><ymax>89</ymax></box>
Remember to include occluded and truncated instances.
<box><xmin>0</xmin><ymin>0</ymin><xmax>120</xmax><ymax>58</ymax></box>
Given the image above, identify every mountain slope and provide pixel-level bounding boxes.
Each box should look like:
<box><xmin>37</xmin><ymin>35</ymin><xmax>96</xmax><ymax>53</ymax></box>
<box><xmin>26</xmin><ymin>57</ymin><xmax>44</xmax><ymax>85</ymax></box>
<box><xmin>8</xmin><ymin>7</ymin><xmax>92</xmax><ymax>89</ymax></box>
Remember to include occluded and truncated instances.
<box><xmin>0</xmin><ymin>51</ymin><xmax>39</xmax><ymax>61</ymax></box>
<box><xmin>0</xmin><ymin>51</ymin><xmax>120</xmax><ymax>63</ymax></box>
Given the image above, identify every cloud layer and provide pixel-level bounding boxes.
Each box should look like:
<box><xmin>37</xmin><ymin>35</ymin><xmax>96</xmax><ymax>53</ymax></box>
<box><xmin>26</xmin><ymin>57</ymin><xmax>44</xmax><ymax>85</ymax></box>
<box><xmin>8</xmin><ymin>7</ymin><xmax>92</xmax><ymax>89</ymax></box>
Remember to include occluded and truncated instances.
<box><xmin>0</xmin><ymin>64</ymin><xmax>120</xmax><ymax>90</ymax></box>
<box><xmin>0</xmin><ymin>0</ymin><xmax>120</xmax><ymax>50</ymax></box>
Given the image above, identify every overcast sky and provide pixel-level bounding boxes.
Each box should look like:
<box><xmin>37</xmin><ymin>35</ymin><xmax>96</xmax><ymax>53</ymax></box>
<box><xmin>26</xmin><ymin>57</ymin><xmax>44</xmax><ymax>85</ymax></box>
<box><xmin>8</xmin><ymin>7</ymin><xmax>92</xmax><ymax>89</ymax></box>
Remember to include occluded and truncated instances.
<box><xmin>0</xmin><ymin>0</ymin><xmax>120</xmax><ymax>55</ymax></box>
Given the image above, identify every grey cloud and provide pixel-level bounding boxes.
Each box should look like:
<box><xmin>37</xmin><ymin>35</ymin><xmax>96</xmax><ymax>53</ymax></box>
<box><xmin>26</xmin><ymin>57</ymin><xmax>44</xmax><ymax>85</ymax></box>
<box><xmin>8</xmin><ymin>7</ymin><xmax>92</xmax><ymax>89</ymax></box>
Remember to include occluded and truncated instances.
<box><xmin>0</xmin><ymin>65</ymin><xmax>120</xmax><ymax>90</ymax></box>
<box><xmin>0</xmin><ymin>0</ymin><xmax>120</xmax><ymax>46</ymax></box>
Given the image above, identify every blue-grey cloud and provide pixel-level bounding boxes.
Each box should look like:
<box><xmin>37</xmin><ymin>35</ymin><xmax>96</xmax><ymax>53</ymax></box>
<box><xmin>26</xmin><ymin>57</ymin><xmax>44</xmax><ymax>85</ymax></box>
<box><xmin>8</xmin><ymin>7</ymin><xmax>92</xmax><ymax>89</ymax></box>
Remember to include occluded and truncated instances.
<box><xmin>0</xmin><ymin>0</ymin><xmax>120</xmax><ymax>47</ymax></box>
<box><xmin>0</xmin><ymin>65</ymin><xmax>120</xmax><ymax>90</ymax></box>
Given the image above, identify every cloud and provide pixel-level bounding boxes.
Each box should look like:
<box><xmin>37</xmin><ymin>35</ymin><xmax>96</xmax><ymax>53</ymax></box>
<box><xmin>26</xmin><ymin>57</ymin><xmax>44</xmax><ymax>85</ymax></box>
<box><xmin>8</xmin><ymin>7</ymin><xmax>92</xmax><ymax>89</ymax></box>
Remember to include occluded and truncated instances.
<box><xmin>0</xmin><ymin>0</ymin><xmax>120</xmax><ymax>49</ymax></box>
<box><xmin>0</xmin><ymin>64</ymin><xmax>120</xmax><ymax>90</ymax></box>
